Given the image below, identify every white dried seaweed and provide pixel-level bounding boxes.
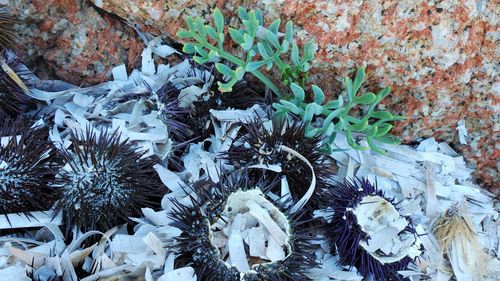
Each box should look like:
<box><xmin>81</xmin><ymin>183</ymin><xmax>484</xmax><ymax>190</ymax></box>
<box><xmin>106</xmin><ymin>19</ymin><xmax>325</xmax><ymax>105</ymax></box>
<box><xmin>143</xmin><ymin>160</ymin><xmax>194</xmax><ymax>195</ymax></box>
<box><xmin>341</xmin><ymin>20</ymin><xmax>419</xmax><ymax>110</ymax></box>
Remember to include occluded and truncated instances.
<box><xmin>208</xmin><ymin>189</ymin><xmax>292</xmax><ymax>273</ymax></box>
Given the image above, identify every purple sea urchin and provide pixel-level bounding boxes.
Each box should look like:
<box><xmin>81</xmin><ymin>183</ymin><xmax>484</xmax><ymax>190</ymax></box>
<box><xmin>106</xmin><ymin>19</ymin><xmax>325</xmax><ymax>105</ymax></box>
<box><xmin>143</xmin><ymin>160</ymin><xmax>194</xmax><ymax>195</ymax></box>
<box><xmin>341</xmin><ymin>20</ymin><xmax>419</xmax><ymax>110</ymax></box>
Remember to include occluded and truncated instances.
<box><xmin>224</xmin><ymin>117</ymin><xmax>335</xmax><ymax>202</ymax></box>
<box><xmin>169</xmin><ymin>170</ymin><xmax>318</xmax><ymax>280</ymax></box>
<box><xmin>0</xmin><ymin>117</ymin><xmax>57</xmax><ymax>216</ymax></box>
<box><xmin>53</xmin><ymin>128</ymin><xmax>165</xmax><ymax>233</ymax></box>
<box><xmin>319</xmin><ymin>178</ymin><xmax>422</xmax><ymax>281</ymax></box>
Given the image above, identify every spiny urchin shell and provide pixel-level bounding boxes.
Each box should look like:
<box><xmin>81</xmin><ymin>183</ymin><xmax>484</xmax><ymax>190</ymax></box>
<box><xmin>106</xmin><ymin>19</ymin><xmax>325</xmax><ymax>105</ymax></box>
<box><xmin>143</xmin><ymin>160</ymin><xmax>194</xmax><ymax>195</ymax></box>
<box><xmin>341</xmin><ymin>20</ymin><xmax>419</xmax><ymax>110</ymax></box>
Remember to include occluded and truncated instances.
<box><xmin>0</xmin><ymin>117</ymin><xmax>57</xmax><ymax>216</ymax></box>
<box><xmin>168</xmin><ymin>170</ymin><xmax>318</xmax><ymax>281</ymax></box>
<box><xmin>162</xmin><ymin>63</ymin><xmax>263</xmax><ymax>141</ymax></box>
<box><xmin>319</xmin><ymin>178</ymin><xmax>423</xmax><ymax>281</ymax></box>
<box><xmin>53</xmin><ymin>128</ymin><xmax>166</xmax><ymax>233</ymax></box>
<box><xmin>224</xmin><ymin>117</ymin><xmax>335</xmax><ymax>202</ymax></box>
<box><xmin>185</xmin><ymin>81</ymin><xmax>263</xmax><ymax>141</ymax></box>
<box><xmin>0</xmin><ymin>49</ymin><xmax>36</xmax><ymax>119</ymax></box>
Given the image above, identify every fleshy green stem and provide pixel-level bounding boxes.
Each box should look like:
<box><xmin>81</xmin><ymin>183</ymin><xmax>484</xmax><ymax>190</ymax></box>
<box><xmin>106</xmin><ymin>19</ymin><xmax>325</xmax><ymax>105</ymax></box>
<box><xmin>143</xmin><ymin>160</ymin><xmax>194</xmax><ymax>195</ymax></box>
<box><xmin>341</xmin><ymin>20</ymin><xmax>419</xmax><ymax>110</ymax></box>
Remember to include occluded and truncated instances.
<box><xmin>196</xmin><ymin>37</ymin><xmax>284</xmax><ymax>98</ymax></box>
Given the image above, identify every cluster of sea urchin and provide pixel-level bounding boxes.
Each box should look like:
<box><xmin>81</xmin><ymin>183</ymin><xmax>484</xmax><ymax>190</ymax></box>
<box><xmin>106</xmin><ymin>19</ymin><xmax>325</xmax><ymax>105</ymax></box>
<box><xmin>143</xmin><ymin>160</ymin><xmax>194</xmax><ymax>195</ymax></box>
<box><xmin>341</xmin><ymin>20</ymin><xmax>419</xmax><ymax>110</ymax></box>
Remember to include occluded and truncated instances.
<box><xmin>319</xmin><ymin>178</ymin><xmax>423</xmax><ymax>281</ymax></box>
<box><xmin>168</xmin><ymin>170</ymin><xmax>318</xmax><ymax>281</ymax></box>
<box><xmin>0</xmin><ymin>117</ymin><xmax>57</xmax><ymax>217</ymax></box>
<box><xmin>224</xmin><ymin>117</ymin><xmax>335</xmax><ymax>202</ymax></box>
<box><xmin>53</xmin><ymin>128</ymin><xmax>165</xmax><ymax>234</ymax></box>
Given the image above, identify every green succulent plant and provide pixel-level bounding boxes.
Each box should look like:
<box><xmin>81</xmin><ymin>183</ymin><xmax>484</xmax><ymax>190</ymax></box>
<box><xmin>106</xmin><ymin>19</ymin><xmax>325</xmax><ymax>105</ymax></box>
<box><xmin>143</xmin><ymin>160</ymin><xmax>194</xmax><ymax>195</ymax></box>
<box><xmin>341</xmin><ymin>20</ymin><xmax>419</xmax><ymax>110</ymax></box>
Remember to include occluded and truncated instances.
<box><xmin>176</xmin><ymin>7</ymin><xmax>404</xmax><ymax>153</ymax></box>
<box><xmin>177</xmin><ymin>7</ymin><xmax>314</xmax><ymax>97</ymax></box>
<box><xmin>273</xmin><ymin>68</ymin><xmax>405</xmax><ymax>153</ymax></box>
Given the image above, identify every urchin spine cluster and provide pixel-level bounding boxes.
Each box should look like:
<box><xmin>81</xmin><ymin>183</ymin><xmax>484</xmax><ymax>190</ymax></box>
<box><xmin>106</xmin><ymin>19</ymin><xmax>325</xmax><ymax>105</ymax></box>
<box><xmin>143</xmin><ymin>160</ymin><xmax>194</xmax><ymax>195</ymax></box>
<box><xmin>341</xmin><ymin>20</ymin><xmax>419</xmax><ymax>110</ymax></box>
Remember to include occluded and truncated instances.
<box><xmin>156</xmin><ymin>81</ymin><xmax>192</xmax><ymax>143</ymax></box>
<box><xmin>225</xmin><ymin>117</ymin><xmax>334</xmax><ymax>201</ymax></box>
<box><xmin>0</xmin><ymin>49</ymin><xmax>36</xmax><ymax>119</ymax></box>
<box><xmin>54</xmin><ymin>129</ymin><xmax>164</xmax><ymax>233</ymax></box>
<box><xmin>319</xmin><ymin>178</ymin><xmax>422</xmax><ymax>281</ymax></box>
<box><xmin>0</xmin><ymin>11</ymin><xmax>35</xmax><ymax>119</ymax></box>
<box><xmin>0</xmin><ymin>117</ymin><xmax>57</xmax><ymax>215</ymax></box>
<box><xmin>0</xmin><ymin>10</ymin><xmax>15</xmax><ymax>51</ymax></box>
<box><xmin>168</xmin><ymin>171</ymin><xmax>317</xmax><ymax>281</ymax></box>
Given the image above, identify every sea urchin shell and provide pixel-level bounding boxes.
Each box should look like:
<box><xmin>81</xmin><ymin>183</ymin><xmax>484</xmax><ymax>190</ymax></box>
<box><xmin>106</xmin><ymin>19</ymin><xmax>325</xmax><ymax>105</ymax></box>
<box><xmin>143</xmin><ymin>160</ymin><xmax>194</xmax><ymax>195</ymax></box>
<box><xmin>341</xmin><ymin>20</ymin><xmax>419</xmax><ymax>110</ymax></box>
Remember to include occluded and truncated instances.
<box><xmin>168</xmin><ymin>171</ymin><xmax>318</xmax><ymax>280</ymax></box>
<box><xmin>225</xmin><ymin>117</ymin><xmax>334</xmax><ymax>202</ymax></box>
<box><xmin>53</xmin><ymin>128</ymin><xmax>165</xmax><ymax>233</ymax></box>
<box><xmin>0</xmin><ymin>117</ymin><xmax>56</xmax><ymax>216</ymax></box>
<box><xmin>319</xmin><ymin>178</ymin><xmax>423</xmax><ymax>281</ymax></box>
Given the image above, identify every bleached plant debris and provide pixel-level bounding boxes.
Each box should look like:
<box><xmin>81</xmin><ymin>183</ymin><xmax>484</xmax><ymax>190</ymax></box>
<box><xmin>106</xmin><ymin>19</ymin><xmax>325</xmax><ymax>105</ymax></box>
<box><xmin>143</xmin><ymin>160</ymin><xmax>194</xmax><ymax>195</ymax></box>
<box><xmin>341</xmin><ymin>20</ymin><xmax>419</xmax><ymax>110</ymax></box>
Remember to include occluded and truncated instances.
<box><xmin>209</xmin><ymin>189</ymin><xmax>292</xmax><ymax>270</ymax></box>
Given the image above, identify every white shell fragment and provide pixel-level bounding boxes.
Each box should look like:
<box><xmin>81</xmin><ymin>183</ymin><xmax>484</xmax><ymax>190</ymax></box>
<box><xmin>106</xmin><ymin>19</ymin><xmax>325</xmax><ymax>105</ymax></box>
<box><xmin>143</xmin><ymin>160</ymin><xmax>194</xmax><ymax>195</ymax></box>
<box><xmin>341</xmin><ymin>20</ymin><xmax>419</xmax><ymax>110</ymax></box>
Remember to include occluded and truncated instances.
<box><xmin>353</xmin><ymin>196</ymin><xmax>422</xmax><ymax>264</ymax></box>
<box><xmin>209</xmin><ymin>189</ymin><xmax>292</xmax><ymax>273</ymax></box>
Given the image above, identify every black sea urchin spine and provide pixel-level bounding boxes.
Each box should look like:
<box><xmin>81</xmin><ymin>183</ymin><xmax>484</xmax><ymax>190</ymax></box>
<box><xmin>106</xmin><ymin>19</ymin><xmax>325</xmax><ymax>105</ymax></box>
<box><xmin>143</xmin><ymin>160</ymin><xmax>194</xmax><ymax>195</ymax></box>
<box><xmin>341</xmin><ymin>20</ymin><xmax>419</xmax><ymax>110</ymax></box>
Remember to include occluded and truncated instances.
<box><xmin>0</xmin><ymin>10</ymin><xmax>16</xmax><ymax>51</ymax></box>
<box><xmin>54</xmin><ymin>128</ymin><xmax>165</xmax><ymax>234</ymax></box>
<box><xmin>224</xmin><ymin>117</ymin><xmax>335</xmax><ymax>204</ymax></box>
<box><xmin>319</xmin><ymin>178</ymin><xmax>419</xmax><ymax>281</ymax></box>
<box><xmin>0</xmin><ymin>117</ymin><xmax>57</xmax><ymax>217</ymax></box>
<box><xmin>0</xmin><ymin>49</ymin><xmax>37</xmax><ymax>118</ymax></box>
<box><xmin>156</xmin><ymin>81</ymin><xmax>192</xmax><ymax>142</ymax></box>
<box><xmin>168</xmin><ymin>170</ymin><xmax>318</xmax><ymax>281</ymax></box>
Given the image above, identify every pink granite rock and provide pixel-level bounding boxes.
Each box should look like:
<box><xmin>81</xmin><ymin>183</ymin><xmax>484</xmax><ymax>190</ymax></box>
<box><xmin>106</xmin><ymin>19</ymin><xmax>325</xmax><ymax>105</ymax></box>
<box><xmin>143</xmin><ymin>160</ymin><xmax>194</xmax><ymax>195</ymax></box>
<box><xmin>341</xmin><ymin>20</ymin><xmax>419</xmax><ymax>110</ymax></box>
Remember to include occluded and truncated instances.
<box><xmin>5</xmin><ymin>0</ymin><xmax>499</xmax><ymax>191</ymax></box>
<box><xmin>5</xmin><ymin>0</ymin><xmax>143</xmax><ymax>85</ymax></box>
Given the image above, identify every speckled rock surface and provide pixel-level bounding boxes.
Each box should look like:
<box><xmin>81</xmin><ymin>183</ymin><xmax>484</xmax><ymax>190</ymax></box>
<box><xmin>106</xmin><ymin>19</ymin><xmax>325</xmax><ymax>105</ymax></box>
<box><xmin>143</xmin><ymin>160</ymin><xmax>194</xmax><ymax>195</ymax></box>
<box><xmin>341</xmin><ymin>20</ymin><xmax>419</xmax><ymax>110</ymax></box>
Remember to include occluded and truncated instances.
<box><xmin>4</xmin><ymin>0</ymin><xmax>143</xmax><ymax>85</ymax></box>
<box><xmin>5</xmin><ymin>0</ymin><xmax>499</xmax><ymax>191</ymax></box>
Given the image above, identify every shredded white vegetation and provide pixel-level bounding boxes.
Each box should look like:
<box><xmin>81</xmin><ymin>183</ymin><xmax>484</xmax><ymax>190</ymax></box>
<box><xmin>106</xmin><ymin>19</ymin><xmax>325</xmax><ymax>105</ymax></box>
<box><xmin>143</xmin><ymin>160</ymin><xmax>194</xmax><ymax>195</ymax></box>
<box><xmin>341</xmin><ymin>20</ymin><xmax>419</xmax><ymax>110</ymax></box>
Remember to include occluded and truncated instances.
<box><xmin>0</xmin><ymin>39</ymin><xmax>498</xmax><ymax>281</ymax></box>
<box><xmin>353</xmin><ymin>195</ymin><xmax>422</xmax><ymax>264</ymax></box>
<box><xmin>210</xmin><ymin>189</ymin><xmax>291</xmax><ymax>272</ymax></box>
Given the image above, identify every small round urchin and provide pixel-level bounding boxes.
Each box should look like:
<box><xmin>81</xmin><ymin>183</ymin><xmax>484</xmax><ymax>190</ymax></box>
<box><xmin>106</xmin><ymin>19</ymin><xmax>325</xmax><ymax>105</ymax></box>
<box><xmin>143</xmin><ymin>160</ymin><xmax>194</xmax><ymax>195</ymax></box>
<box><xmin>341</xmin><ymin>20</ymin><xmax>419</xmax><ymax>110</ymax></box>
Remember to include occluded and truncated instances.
<box><xmin>169</xmin><ymin>171</ymin><xmax>317</xmax><ymax>281</ymax></box>
<box><xmin>54</xmin><ymin>129</ymin><xmax>165</xmax><ymax>233</ymax></box>
<box><xmin>185</xmin><ymin>81</ymin><xmax>262</xmax><ymax>141</ymax></box>
<box><xmin>225</xmin><ymin>117</ymin><xmax>335</xmax><ymax>201</ymax></box>
<box><xmin>0</xmin><ymin>117</ymin><xmax>57</xmax><ymax>216</ymax></box>
<box><xmin>320</xmin><ymin>178</ymin><xmax>423</xmax><ymax>280</ymax></box>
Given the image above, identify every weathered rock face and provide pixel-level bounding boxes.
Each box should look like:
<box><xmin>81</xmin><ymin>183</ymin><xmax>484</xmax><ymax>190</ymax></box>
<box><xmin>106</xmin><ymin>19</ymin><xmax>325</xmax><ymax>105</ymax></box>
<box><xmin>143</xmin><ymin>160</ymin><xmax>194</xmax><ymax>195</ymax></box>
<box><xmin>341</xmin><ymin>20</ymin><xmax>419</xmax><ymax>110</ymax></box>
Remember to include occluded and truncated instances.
<box><xmin>4</xmin><ymin>0</ymin><xmax>499</xmax><ymax>191</ymax></box>
<box><xmin>5</xmin><ymin>0</ymin><xmax>143</xmax><ymax>85</ymax></box>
